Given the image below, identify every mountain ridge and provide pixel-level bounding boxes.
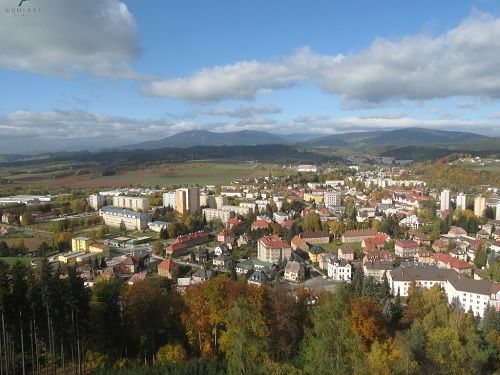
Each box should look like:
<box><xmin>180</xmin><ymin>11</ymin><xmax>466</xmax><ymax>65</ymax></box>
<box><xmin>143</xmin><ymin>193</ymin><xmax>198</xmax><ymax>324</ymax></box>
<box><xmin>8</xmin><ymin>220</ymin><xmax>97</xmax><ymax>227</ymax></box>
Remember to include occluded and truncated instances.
<box><xmin>125</xmin><ymin>127</ymin><xmax>491</xmax><ymax>150</ymax></box>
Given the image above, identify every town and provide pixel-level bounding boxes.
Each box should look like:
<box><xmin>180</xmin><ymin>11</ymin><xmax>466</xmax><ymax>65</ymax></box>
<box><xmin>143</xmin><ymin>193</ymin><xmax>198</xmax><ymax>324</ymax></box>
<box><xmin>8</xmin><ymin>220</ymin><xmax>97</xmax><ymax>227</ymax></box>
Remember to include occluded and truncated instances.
<box><xmin>0</xmin><ymin>158</ymin><xmax>499</xmax><ymax>373</ymax></box>
<box><xmin>2</xmin><ymin>1</ymin><xmax>500</xmax><ymax>374</ymax></box>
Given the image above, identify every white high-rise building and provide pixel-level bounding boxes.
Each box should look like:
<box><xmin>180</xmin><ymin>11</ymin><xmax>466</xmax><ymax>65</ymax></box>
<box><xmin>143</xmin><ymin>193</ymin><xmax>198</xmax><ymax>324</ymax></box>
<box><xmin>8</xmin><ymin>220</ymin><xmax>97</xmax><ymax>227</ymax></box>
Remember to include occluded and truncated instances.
<box><xmin>89</xmin><ymin>194</ymin><xmax>107</xmax><ymax>210</ymax></box>
<box><xmin>324</xmin><ymin>191</ymin><xmax>342</xmax><ymax>207</ymax></box>
<box><xmin>456</xmin><ymin>193</ymin><xmax>467</xmax><ymax>211</ymax></box>
<box><xmin>175</xmin><ymin>187</ymin><xmax>200</xmax><ymax>215</ymax></box>
<box><xmin>112</xmin><ymin>196</ymin><xmax>149</xmax><ymax>212</ymax></box>
<box><xmin>215</xmin><ymin>195</ymin><xmax>229</xmax><ymax>209</ymax></box>
<box><xmin>200</xmin><ymin>193</ymin><xmax>216</xmax><ymax>208</ymax></box>
<box><xmin>162</xmin><ymin>192</ymin><xmax>177</xmax><ymax>209</ymax></box>
<box><xmin>440</xmin><ymin>190</ymin><xmax>450</xmax><ymax>211</ymax></box>
<box><xmin>496</xmin><ymin>203</ymin><xmax>500</xmax><ymax>221</ymax></box>
<box><xmin>474</xmin><ymin>196</ymin><xmax>486</xmax><ymax>217</ymax></box>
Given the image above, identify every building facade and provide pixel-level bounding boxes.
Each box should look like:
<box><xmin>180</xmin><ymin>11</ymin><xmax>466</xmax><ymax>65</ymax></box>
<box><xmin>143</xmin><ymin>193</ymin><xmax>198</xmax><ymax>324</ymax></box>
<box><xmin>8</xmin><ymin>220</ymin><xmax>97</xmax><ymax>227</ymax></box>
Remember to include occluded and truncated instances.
<box><xmin>324</xmin><ymin>191</ymin><xmax>342</xmax><ymax>207</ymax></box>
<box><xmin>456</xmin><ymin>193</ymin><xmax>467</xmax><ymax>211</ymax></box>
<box><xmin>257</xmin><ymin>235</ymin><xmax>292</xmax><ymax>263</ymax></box>
<box><xmin>474</xmin><ymin>196</ymin><xmax>486</xmax><ymax>217</ymax></box>
<box><xmin>175</xmin><ymin>187</ymin><xmax>200</xmax><ymax>215</ymax></box>
<box><xmin>203</xmin><ymin>208</ymin><xmax>234</xmax><ymax>223</ymax></box>
<box><xmin>162</xmin><ymin>192</ymin><xmax>177</xmax><ymax>209</ymax></box>
<box><xmin>99</xmin><ymin>206</ymin><xmax>150</xmax><ymax>230</ymax></box>
<box><xmin>112</xmin><ymin>196</ymin><xmax>149</xmax><ymax>212</ymax></box>
<box><xmin>440</xmin><ymin>189</ymin><xmax>450</xmax><ymax>211</ymax></box>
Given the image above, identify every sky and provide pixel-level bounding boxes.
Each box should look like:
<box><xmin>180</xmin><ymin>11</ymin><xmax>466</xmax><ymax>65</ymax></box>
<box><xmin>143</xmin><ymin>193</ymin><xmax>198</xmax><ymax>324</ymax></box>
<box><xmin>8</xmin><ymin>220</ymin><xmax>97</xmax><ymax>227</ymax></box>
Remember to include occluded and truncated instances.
<box><xmin>1</xmin><ymin>0</ymin><xmax>500</xmax><ymax>153</ymax></box>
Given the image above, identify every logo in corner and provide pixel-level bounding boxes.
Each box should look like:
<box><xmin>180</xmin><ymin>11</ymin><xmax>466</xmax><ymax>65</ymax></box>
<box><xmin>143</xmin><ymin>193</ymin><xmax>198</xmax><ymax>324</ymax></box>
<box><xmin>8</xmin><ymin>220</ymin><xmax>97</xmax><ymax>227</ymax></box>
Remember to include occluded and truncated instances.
<box><xmin>6</xmin><ymin>0</ymin><xmax>40</xmax><ymax>16</ymax></box>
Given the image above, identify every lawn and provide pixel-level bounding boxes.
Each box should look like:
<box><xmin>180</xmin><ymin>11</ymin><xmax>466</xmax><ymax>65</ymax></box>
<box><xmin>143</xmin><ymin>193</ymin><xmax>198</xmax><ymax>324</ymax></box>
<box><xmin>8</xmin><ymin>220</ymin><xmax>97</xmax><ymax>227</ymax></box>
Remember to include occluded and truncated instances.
<box><xmin>0</xmin><ymin>257</ymin><xmax>40</xmax><ymax>266</ymax></box>
<box><xmin>3</xmin><ymin>236</ymin><xmax>47</xmax><ymax>251</ymax></box>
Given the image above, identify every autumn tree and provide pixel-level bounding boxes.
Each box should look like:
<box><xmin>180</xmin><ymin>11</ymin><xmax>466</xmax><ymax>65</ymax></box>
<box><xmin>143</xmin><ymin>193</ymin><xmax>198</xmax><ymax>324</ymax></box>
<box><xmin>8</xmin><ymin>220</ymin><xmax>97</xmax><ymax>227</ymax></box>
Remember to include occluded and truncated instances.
<box><xmin>301</xmin><ymin>287</ymin><xmax>365</xmax><ymax>374</ymax></box>
<box><xmin>220</xmin><ymin>298</ymin><xmax>270</xmax><ymax>375</ymax></box>
<box><xmin>350</xmin><ymin>297</ymin><xmax>388</xmax><ymax>349</ymax></box>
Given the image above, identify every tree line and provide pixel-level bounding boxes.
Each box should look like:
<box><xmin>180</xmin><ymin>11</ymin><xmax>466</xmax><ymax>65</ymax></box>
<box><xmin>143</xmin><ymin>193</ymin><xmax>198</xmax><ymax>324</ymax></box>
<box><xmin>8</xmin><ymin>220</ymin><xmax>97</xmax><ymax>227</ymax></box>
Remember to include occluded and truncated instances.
<box><xmin>0</xmin><ymin>259</ymin><xmax>498</xmax><ymax>375</ymax></box>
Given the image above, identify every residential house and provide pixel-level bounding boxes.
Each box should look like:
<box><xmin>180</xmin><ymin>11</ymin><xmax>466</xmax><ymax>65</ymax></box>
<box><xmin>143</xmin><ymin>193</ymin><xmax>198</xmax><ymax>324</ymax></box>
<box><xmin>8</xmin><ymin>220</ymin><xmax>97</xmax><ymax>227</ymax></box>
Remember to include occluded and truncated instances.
<box><xmin>248</xmin><ymin>269</ymin><xmax>268</xmax><ymax>286</ymax></box>
<box><xmin>363</xmin><ymin>261</ymin><xmax>394</xmax><ymax>282</ymax></box>
<box><xmin>195</xmin><ymin>248</ymin><xmax>210</xmax><ymax>263</ymax></box>
<box><xmin>213</xmin><ymin>254</ymin><xmax>232</xmax><ymax>269</ymax></box>
<box><xmin>192</xmin><ymin>268</ymin><xmax>214</xmax><ymax>283</ymax></box>
<box><xmin>415</xmin><ymin>250</ymin><xmax>435</xmax><ymax>264</ymax></box>
<box><xmin>327</xmin><ymin>257</ymin><xmax>352</xmax><ymax>281</ymax></box>
<box><xmin>448</xmin><ymin>226</ymin><xmax>467</xmax><ymax>237</ymax></box>
<box><xmin>157</xmin><ymin>259</ymin><xmax>178</xmax><ymax>279</ymax></box>
<box><xmin>257</xmin><ymin>235</ymin><xmax>292</xmax><ymax>263</ymax></box>
<box><xmin>251</xmin><ymin>220</ymin><xmax>269</xmax><ymax>231</ymax></box>
<box><xmin>300</xmin><ymin>231</ymin><xmax>330</xmax><ymax>245</ymax></box>
<box><xmin>342</xmin><ymin>229</ymin><xmax>380</xmax><ymax>243</ymax></box>
<box><xmin>433</xmin><ymin>253</ymin><xmax>473</xmax><ymax>277</ymax></box>
<box><xmin>338</xmin><ymin>244</ymin><xmax>355</xmax><ymax>261</ymax></box>
<box><xmin>432</xmin><ymin>238</ymin><xmax>449</xmax><ymax>252</ymax></box>
<box><xmin>214</xmin><ymin>244</ymin><xmax>231</xmax><ymax>256</ymax></box>
<box><xmin>217</xmin><ymin>229</ymin><xmax>235</xmax><ymax>245</ymax></box>
<box><xmin>319</xmin><ymin>253</ymin><xmax>336</xmax><ymax>270</ymax></box>
<box><xmin>308</xmin><ymin>245</ymin><xmax>325</xmax><ymax>263</ymax></box>
<box><xmin>283</xmin><ymin>261</ymin><xmax>305</xmax><ymax>282</ymax></box>
<box><xmin>128</xmin><ymin>272</ymin><xmax>147</xmax><ymax>285</ymax></box>
<box><xmin>394</xmin><ymin>240</ymin><xmax>420</xmax><ymax>258</ymax></box>
<box><xmin>291</xmin><ymin>235</ymin><xmax>309</xmax><ymax>252</ymax></box>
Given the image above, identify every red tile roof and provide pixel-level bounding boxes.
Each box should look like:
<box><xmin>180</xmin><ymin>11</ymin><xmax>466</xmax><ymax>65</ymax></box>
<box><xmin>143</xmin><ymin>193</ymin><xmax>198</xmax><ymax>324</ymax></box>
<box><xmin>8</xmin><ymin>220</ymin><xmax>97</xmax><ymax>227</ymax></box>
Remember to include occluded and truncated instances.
<box><xmin>395</xmin><ymin>240</ymin><xmax>419</xmax><ymax>248</ymax></box>
<box><xmin>343</xmin><ymin>229</ymin><xmax>379</xmax><ymax>238</ymax></box>
<box><xmin>433</xmin><ymin>253</ymin><xmax>472</xmax><ymax>270</ymax></box>
<box><xmin>259</xmin><ymin>235</ymin><xmax>291</xmax><ymax>249</ymax></box>
<box><xmin>158</xmin><ymin>259</ymin><xmax>176</xmax><ymax>270</ymax></box>
<box><xmin>251</xmin><ymin>220</ymin><xmax>269</xmax><ymax>229</ymax></box>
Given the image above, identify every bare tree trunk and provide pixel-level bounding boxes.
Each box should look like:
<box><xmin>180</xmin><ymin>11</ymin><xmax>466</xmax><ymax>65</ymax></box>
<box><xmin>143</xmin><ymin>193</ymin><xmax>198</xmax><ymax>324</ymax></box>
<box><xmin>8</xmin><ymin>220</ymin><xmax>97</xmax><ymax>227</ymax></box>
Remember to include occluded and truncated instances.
<box><xmin>0</xmin><ymin>338</ymin><xmax>3</xmax><ymax>375</ymax></box>
<box><xmin>1</xmin><ymin>314</ymin><xmax>7</xmax><ymax>375</ymax></box>
<box><xmin>30</xmin><ymin>319</ymin><xmax>34</xmax><ymax>375</ymax></box>
<box><xmin>20</xmin><ymin>313</ymin><xmax>26</xmax><ymax>375</ymax></box>
<box><xmin>61</xmin><ymin>341</ymin><xmax>65</xmax><ymax>375</ymax></box>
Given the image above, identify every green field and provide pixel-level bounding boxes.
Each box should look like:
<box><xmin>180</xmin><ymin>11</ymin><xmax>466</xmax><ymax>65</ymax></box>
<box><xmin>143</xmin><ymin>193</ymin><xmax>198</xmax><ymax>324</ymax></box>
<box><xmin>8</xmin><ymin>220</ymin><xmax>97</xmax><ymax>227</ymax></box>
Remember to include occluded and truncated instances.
<box><xmin>0</xmin><ymin>257</ymin><xmax>40</xmax><ymax>266</ymax></box>
<box><xmin>0</xmin><ymin>161</ymin><xmax>288</xmax><ymax>189</ymax></box>
<box><xmin>3</xmin><ymin>235</ymin><xmax>48</xmax><ymax>251</ymax></box>
<box><xmin>471</xmin><ymin>164</ymin><xmax>500</xmax><ymax>173</ymax></box>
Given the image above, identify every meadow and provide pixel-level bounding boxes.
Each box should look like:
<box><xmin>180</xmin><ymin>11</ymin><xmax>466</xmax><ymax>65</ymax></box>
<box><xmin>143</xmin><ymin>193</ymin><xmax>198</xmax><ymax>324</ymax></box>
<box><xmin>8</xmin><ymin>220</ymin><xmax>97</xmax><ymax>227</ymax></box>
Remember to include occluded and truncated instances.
<box><xmin>0</xmin><ymin>161</ymin><xmax>286</xmax><ymax>189</ymax></box>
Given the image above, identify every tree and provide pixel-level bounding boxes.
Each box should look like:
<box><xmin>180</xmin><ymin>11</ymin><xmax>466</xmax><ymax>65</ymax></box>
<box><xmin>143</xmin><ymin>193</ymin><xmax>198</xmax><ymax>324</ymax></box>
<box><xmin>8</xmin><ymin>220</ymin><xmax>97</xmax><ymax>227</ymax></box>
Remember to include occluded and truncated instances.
<box><xmin>350</xmin><ymin>297</ymin><xmax>388</xmax><ymax>349</ymax></box>
<box><xmin>155</xmin><ymin>343</ymin><xmax>187</xmax><ymax>366</ymax></box>
<box><xmin>90</xmin><ymin>278</ymin><xmax>125</xmax><ymax>360</ymax></box>
<box><xmin>220</xmin><ymin>298</ymin><xmax>269</xmax><ymax>375</ymax></box>
<box><xmin>20</xmin><ymin>212</ymin><xmax>34</xmax><ymax>226</ymax></box>
<box><xmin>302</xmin><ymin>212</ymin><xmax>321</xmax><ymax>232</ymax></box>
<box><xmin>122</xmin><ymin>279</ymin><xmax>173</xmax><ymax>359</ymax></box>
<box><xmin>474</xmin><ymin>248</ymin><xmax>487</xmax><ymax>269</ymax></box>
<box><xmin>426</xmin><ymin>327</ymin><xmax>465</xmax><ymax>374</ymax></box>
<box><xmin>152</xmin><ymin>240</ymin><xmax>164</xmax><ymax>256</ymax></box>
<box><xmin>301</xmin><ymin>287</ymin><xmax>364</xmax><ymax>374</ymax></box>
<box><xmin>119</xmin><ymin>220</ymin><xmax>127</xmax><ymax>234</ymax></box>
<box><xmin>484</xmin><ymin>206</ymin><xmax>495</xmax><ymax>220</ymax></box>
<box><xmin>330</xmin><ymin>220</ymin><xmax>344</xmax><ymax>239</ymax></box>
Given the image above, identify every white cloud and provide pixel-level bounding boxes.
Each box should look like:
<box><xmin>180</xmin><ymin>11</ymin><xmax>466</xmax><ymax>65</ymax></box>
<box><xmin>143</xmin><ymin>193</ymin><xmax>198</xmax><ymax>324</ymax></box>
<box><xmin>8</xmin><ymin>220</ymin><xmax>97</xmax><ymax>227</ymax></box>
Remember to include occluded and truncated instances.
<box><xmin>0</xmin><ymin>110</ymin><xmax>199</xmax><ymax>153</ymax></box>
<box><xmin>201</xmin><ymin>105</ymin><xmax>281</xmax><ymax>118</ymax></box>
<box><xmin>0</xmin><ymin>0</ymin><xmax>143</xmax><ymax>78</ymax></box>
<box><xmin>1</xmin><ymin>109</ymin><xmax>497</xmax><ymax>154</ymax></box>
<box><xmin>144</xmin><ymin>12</ymin><xmax>500</xmax><ymax>105</ymax></box>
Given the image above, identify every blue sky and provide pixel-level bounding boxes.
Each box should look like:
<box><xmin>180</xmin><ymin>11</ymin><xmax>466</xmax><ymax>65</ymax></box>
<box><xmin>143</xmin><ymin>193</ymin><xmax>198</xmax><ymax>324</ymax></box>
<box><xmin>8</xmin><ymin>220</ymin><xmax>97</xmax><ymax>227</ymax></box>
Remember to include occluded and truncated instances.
<box><xmin>1</xmin><ymin>0</ymin><xmax>500</xmax><ymax>153</ymax></box>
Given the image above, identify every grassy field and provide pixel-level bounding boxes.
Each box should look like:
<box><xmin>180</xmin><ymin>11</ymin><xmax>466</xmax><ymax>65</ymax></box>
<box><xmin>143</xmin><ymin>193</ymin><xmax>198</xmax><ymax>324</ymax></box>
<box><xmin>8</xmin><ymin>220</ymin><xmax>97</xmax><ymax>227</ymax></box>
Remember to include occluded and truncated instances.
<box><xmin>0</xmin><ymin>161</ymin><xmax>287</xmax><ymax>189</ymax></box>
<box><xmin>3</xmin><ymin>236</ymin><xmax>48</xmax><ymax>251</ymax></box>
<box><xmin>0</xmin><ymin>257</ymin><xmax>40</xmax><ymax>266</ymax></box>
<box><xmin>471</xmin><ymin>164</ymin><xmax>500</xmax><ymax>173</ymax></box>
